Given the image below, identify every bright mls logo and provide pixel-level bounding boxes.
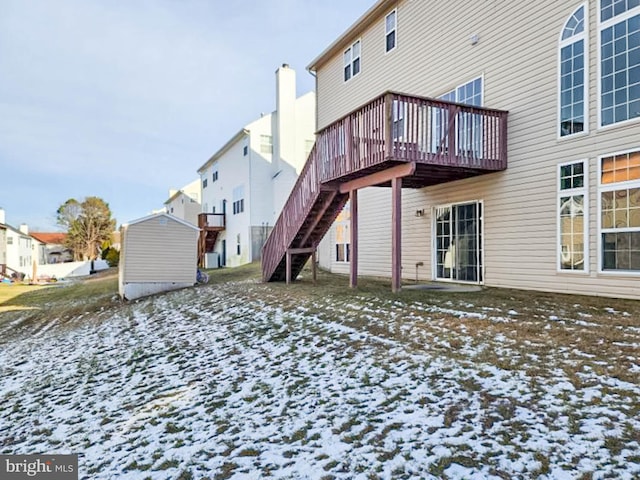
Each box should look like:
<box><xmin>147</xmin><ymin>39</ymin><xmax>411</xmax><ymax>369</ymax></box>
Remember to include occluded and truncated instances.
<box><xmin>0</xmin><ymin>455</ymin><xmax>78</xmax><ymax>479</ymax></box>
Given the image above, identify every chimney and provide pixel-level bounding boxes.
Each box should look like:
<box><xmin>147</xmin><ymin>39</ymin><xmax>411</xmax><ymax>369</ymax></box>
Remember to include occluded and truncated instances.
<box><xmin>274</xmin><ymin>63</ymin><xmax>296</xmax><ymax>173</ymax></box>
<box><xmin>19</xmin><ymin>223</ymin><xmax>28</xmax><ymax>235</ymax></box>
<box><xmin>0</xmin><ymin>208</ymin><xmax>4</xmax><ymax>225</ymax></box>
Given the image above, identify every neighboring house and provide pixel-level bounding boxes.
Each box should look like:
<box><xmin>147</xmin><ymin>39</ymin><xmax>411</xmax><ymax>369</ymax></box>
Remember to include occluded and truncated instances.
<box><xmin>198</xmin><ymin>64</ymin><xmax>316</xmax><ymax>268</ymax></box>
<box><xmin>163</xmin><ymin>179</ymin><xmax>202</xmax><ymax>226</ymax></box>
<box><xmin>263</xmin><ymin>1</ymin><xmax>640</xmax><ymax>299</ymax></box>
<box><xmin>0</xmin><ymin>208</ymin><xmax>33</xmax><ymax>277</ymax></box>
<box><xmin>30</xmin><ymin>232</ymin><xmax>72</xmax><ymax>264</ymax></box>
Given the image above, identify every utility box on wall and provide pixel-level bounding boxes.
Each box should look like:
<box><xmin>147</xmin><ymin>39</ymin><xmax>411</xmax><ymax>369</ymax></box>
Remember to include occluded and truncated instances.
<box><xmin>205</xmin><ymin>252</ymin><xmax>219</xmax><ymax>269</ymax></box>
<box><xmin>119</xmin><ymin>213</ymin><xmax>200</xmax><ymax>300</ymax></box>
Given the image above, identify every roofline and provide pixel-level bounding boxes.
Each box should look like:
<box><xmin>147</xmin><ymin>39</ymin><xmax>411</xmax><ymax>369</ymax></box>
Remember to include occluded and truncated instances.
<box><xmin>0</xmin><ymin>223</ymin><xmax>37</xmax><ymax>238</ymax></box>
<box><xmin>196</xmin><ymin>128</ymin><xmax>249</xmax><ymax>174</ymax></box>
<box><xmin>122</xmin><ymin>212</ymin><xmax>200</xmax><ymax>231</ymax></box>
<box><xmin>307</xmin><ymin>0</ymin><xmax>396</xmax><ymax>72</ymax></box>
<box><xmin>163</xmin><ymin>190</ymin><xmax>184</xmax><ymax>205</ymax></box>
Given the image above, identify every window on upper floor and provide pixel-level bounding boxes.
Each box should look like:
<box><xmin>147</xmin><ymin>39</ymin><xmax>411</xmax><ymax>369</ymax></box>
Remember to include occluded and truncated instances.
<box><xmin>202</xmin><ymin>178</ymin><xmax>208</xmax><ymax>189</ymax></box>
<box><xmin>232</xmin><ymin>185</ymin><xmax>245</xmax><ymax>215</ymax></box>
<box><xmin>385</xmin><ymin>10</ymin><xmax>397</xmax><ymax>52</ymax></box>
<box><xmin>432</xmin><ymin>77</ymin><xmax>483</xmax><ymax>156</ymax></box>
<box><xmin>599</xmin><ymin>1</ymin><xmax>640</xmax><ymax>126</ymax></box>
<box><xmin>212</xmin><ymin>170</ymin><xmax>219</xmax><ymax>183</ymax></box>
<box><xmin>343</xmin><ymin>40</ymin><xmax>361</xmax><ymax>82</ymax></box>
<box><xmin>7</xmin><ymin>237</ymin><xmax>13</xmax><ymax>245</ymax></box>
<box><xmin>243</xmin><ymin>145</ymin><xmax>248</xmax><ymax>156</ymax></box>
<box><xmin>392</xmin><ymin>99</ymin><xmax>405</xmax><ymax>141</ymax></box>
<box><xmin>599</xmin><ymin>149</ymin><xmax>640</xmax><ymax>272</ymax></box>
<box><xmin>558</xmin><ymin>160</ymin><xmax>588</xmax><ymax>271</ymax></box>
<box><xmin>232</xmin><ymin>199</ymin><xmax>244</xmax><ymax>215</ymax></box>
<box><xmin>260</xmin><ymin>135</ymin><xmax>273</xmax><ymax>154</ymax></box>
<box><xmin>559</xmin><ymin>5</ymin><xmax>587</xmax><ymax>137</ymax></box>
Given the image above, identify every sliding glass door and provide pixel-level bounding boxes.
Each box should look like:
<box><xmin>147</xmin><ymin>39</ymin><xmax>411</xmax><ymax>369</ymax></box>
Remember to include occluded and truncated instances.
<box><xmin>435</xmin><ymin>202</ymin><xmax>483</xmax><ymax>283</ymax></box>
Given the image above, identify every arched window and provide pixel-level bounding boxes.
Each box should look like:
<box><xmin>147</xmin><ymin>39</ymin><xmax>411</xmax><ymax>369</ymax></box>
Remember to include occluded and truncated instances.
<box><xmin>559</xmin><ymin>5</ymin><xmax>587</xmax><ymax>137</ymax></box>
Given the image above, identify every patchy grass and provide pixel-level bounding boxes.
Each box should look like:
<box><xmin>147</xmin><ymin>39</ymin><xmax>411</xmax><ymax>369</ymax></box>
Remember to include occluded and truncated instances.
<box><xmin>0</xmin><ymin>270</ymin><xmax>118</xmax><ymax>338</ymax></box>
<box><xmin>1</xmin><ymin>261</ymin><xmax>639</xmax><ymax>479</ymax></box>
<box><xmin>0</xmin><ymin>284</ymin><xmax>46</xmax><ymax>312</ymax></box>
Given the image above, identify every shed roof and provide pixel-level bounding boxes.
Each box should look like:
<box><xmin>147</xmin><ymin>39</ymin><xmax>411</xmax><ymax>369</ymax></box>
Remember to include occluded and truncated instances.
<box><xmin>122</xmin><ymin>212</ymin><xmax>200</xmax><ymax>230</ymax></box>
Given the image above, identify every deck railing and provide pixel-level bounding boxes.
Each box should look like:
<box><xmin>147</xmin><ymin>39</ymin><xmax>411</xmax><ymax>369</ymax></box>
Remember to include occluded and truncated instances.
<box><xmin>198</xmin><ymin>213</ymin><xmax>226</xmax><ymax>229</ymax></box>
<box><xmin>315</xmin><ymin>91</ymin><xmax>508</xmax><ymax>183</ymax></box>
<box><xmin>262</xmin><ymin>91</ymin><xmax>508</xmax><ymax>281</ymax></box>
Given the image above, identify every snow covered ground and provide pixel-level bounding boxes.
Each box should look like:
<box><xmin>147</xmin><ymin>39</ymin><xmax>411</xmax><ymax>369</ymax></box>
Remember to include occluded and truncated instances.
<box><xmin>1</xmin><ymin>278</ymin><xmax>639</xmax><ymax>479</ymax></box>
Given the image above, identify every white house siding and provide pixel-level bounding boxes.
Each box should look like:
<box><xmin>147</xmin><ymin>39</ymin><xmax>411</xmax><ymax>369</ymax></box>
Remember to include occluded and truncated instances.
<box><xmin>199</xmin><ymin>66</ymin><xmax>316</xmax><ymax>267</ymax></box>
<box><xmin>165</xmin><ymin>179</ymin><xmax>201</xmax><ymax>226</ymax></box>
<box><xmin>201</xmin><ymin>135</ymin><xmax>252</xmax><ymax>267</ymax></box>
<box><xmin>5</xmin><ymin>229</ymin><xmax>32</xmax><ymax>274</ymax></box>
<box><xmin>272</xmin><ymin>92</ymin><xmax>317</xmax><ymax>217</ymax></box>
<box><xmin>0</xmin><ymin>228</ymin><xmax>6</xmax><ymax>266</ymax></box>
<box><xmin>314</xmin><ymin>0</ymin><xmax>640</xmax><ymax>299</ymax></box>
<box><xmin>247</xmin><ymin>114</ymin><xmax>277</xmax><ymax>230</ymax></box>
<box><xmin>121</xmin><ymin>215</ymin><xmax>198</xmax><ymax>284</ymax></box>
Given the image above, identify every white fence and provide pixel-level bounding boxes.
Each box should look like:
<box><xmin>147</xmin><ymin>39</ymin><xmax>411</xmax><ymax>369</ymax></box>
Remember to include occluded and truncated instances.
<box><xmin>36</xmin><ymin>260</ymin><xmax>110</xmax><ymax>279</ymax></box>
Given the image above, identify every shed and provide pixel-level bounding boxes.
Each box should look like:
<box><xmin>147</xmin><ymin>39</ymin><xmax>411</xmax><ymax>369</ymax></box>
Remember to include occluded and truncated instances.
<box><xmin>119</xmin><ymin>213</ymin><xmax>200</xmax><ymax>300</ymax></box>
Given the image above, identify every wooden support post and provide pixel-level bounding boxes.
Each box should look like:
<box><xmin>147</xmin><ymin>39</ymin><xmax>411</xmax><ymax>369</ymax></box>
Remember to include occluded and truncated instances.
<box><xmin>350</xmin><ymin>189</ymin><xmax>358</xmax><ymax>288</ymax></box>
<box><xmin>392</xmin><ymin>176</ymin><xmax>402</xmax><ymax>292</ymax></box>
<box><xmin>312</xmin><ymin>249</ymin><xmax>317</xmax><ymax>285</ymax></box>
<box><xmin>286</xmin><ymin>251</ymin><xmax>292</xmax><ymax>285</ymax></box>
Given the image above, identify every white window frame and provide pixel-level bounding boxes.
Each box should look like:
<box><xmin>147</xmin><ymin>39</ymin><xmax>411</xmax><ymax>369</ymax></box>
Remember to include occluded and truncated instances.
<box><xmin>597</xmin><ymin>1</ymin><xmax>640</xmax><ymax>129</ymax></box>
<box><xmin>431</xmin><ymin>200</ymin><xmax>484</xmax><ymax>285</ymax></box>
<box><xmin>557</xmin><ymin>159</ymin><xmax>589</xmax><ymax>273</ymax></box>
<box><xmin>260</xmin><ymin>135</ymin><xmax>273</xmax><ymax>155</ymax></box>
<box><xmin>385</xmin><ymin>10</ymin><xmax>397</xmax><ymax>53</ymax></box>
<box><xmin>597</xmin><ymin>147</ymin><xmax>640</xmax><ymax>275</ymax></box>
<box><xmin>432</xmin><ymin>76</ymin><xmax>484</xmax><ymax>155</ymax></box>
<box><xmin>558</xmin><ymin>4</ymin><xmax>589</xmax><ymax>139</ymax></box>
<box><xmin>343</xmin><ymin>39</ymin><xmax>361</xmax><ymax>82</ymax></box>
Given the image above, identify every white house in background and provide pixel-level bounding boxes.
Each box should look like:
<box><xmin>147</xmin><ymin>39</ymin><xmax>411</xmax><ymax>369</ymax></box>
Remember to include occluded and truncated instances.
<box><xmin>0</xmin><ymin>209</ymin><xmax>34</xmax><ymax>277</ymax></box>
<box><xmin>163</xmin><ymin>179</ymin><xmax>202</xmax><ymax>226</ymax></box>
<box><xmin>30</xmin><ymin>232</ymin><xmax>71</xmax><ymax>264</ymax></box>
<box><xmin>197</xmin><ymin>64</ymin><xmax>315</xmax><ymax>268</ymax></box>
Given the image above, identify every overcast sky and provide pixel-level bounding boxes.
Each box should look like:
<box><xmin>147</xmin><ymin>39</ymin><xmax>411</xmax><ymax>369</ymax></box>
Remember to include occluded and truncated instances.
<box><xmin>0</xmin><ymin>0</ymin><xmax>374</xmax><ymax>231</ymax></box>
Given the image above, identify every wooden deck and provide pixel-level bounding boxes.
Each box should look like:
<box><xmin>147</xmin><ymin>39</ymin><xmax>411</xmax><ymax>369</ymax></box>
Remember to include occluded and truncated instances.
<box><xmin>198</xmin><ymin>213</ymin><xmax>225</xmax><ymax>268</ymax></box>
<box><xmin>262</xmin><ymin>91</ymin><xmax>508</xmax><ymax>284</ymax></box>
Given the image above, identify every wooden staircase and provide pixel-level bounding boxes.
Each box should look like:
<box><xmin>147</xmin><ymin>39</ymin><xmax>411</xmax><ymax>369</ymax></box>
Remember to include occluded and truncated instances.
<box><xmin>198</xmin><ymin>213</ymin><xmax>225</xmax><ymax>267</ymax></box>
<box><xmin>268</xmin><ymin>188</ymin><xmax>348</xmax><ymax>281</ymax></box>
<box><xmin>262</xmin><ymin>91</ymin><xmax>508</xmax><ymax>283</ymax></box>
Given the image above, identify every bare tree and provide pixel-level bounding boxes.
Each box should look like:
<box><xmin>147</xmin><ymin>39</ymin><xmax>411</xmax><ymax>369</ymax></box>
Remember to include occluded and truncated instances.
<box><xmin>57</xmin><ymin>197</ymin><xmax>116</xmax><ymax>261</ymax></box>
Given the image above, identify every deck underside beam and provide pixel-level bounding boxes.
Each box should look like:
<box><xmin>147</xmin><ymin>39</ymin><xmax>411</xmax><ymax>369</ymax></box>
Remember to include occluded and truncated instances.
<box><xmin>338</xmin><ymin>162</ymin><xmax>416</xmax><ymax>194</ymax></box>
